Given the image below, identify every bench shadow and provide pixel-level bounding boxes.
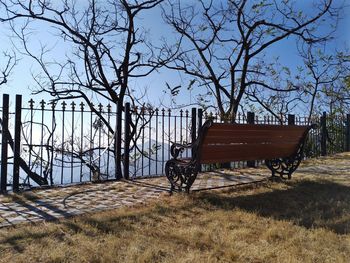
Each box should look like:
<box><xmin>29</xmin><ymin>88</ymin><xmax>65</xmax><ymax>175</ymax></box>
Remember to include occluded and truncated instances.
<box><xmin>194</xmin><ymin>180</ymin><xmax>350</xmax><ymax>235</ymax></box>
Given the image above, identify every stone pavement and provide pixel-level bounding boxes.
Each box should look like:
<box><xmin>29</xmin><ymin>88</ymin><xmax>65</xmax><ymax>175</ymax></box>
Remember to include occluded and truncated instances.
<box><xmin>0</xmin><ymin>167</ymin><xmax>269</xmax><ymax>228</ymax></box>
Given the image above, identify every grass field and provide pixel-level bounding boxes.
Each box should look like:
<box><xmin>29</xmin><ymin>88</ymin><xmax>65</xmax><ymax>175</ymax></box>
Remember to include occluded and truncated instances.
<box><xmin>0</xmin><ymin>155</ymin><xmax>349</xmax><ymax>262</ymax></box>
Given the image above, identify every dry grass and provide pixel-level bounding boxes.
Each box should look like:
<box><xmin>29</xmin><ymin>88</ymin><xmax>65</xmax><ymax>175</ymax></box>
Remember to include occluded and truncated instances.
<box><xmin>0</xmin><ymin>157</ymin><xmax>350</xmax><ymax>262</ymax></box>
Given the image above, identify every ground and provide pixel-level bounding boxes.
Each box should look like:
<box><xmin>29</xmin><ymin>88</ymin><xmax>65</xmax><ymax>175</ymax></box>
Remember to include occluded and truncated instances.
<box><xmin>0</xmin><ymin>153</ymin><xmax>349</xmax><ymax>262</ymax></box>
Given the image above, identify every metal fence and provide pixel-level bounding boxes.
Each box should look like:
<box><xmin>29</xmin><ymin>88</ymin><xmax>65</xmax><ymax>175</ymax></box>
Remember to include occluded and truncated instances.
<box><xmin>1</xmin><ymin>93</ymin><xmax>350</xmax><ymax>192</ymax></box>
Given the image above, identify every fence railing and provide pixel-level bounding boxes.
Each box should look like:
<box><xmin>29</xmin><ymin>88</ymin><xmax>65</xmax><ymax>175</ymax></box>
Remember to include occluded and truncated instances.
<box><xmin>1</xmin><ymin>93</ymin><xmax>350</xmax><ymax>192</ymax></box>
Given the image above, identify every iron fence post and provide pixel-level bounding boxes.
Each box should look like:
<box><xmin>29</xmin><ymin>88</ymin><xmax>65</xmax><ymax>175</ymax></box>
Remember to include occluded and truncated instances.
<box><xmin>346</xmin><ymin>114</ymin><xmax>350</xmax><ymax>152</ymax></box>
<box><xmin>124</xmin><ymin>103</ymin><xmax>131</xmax><ymax>179</ymax></box>
<box><xmin>1</xmin><ymin>94</ymin><xmax>9</xmax><ymax>193</ymax></box>
<box><xmin>288</xmin><ymin>114</ymin><xmax>295</xmax><ymax>125</ymax></box>
<box><xmin>13</xmin><ymin>95</ymin><xmax>22</xmax><ymax>192</ymax></box>
<box><xmin>247</xmin><ymin>112</ymin><xmax>255</xmax><ymax>168</ymax></box>
<box><xmin>115</xmin><ymin>102</ymin><xmax>123</xmax><ymax>180</ymax></box>
<box><xmin>197</xmin><ymin>109</ymin><xmax>203</xmax><ymax>172</ymax></box>
<box><xmin>321</xmin><ymin>111</ymin><xmax>327</xmax><ymax>156</ymax></box>
<box><xmin>197</xmin><ymin>109</ymin><xmax>203</xmax><ymax>135</ymax></box>
<box><xmin>191</xmin><ymin>108</ymin><xmax>197</xmax><ymax>157</ymax></box>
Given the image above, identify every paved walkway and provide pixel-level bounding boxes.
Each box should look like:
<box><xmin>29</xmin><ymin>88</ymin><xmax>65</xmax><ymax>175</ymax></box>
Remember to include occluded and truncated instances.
<box><xmin>3</xmin><ymin>152</ymin><xmax>350</xmax><ymax>229</ymax></box>
<box><xmin>0</xmin><ymin>167</ymin><xmax>268</xmax><ymax>228</ymax></box>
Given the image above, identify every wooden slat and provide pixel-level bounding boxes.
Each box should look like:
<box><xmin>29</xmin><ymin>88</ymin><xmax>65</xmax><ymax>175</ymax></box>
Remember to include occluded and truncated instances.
<box><xmin>204</xmin><ymin>129</ymin><xmax>305</xmax><ymax>138</ymax></box>
<box><xmin>200</xmin><ymin>143</ymin><xmax>298</xmax><ymax>163</ymax></box>
<box><xmin>191</xmin><ymin>122</ymin><xmax>310</xmax><ymax>164</ymax></box>
<box><xmin>209</xmin><ymin>123</ymin><xmax>308</xmax><ymax>132</ymax></box>
<box><xmin>203</xmin><ymin>135</ymin><xmax>303</xmax><ymax>144</ymax></box>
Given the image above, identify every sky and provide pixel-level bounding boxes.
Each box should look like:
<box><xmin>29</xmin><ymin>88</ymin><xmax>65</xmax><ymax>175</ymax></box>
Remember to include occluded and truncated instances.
<box><xmin>0</xmin><ymin>0</ymin><xmax>349</xmax><ymax>111</ymax></box>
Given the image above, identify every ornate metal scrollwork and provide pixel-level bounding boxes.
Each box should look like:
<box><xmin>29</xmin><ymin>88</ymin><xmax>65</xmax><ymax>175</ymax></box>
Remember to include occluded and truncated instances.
<box><xmin>165</xmin><ymin>159</ymin><xmax>198</xmax><ymax>193</ymax></box>
<box><xmin>170</xmin><ymin>142</ymin><xmax>191</xmax><ymax>159</ymax></box>
<box><xmin>165</xmin><ymin>160</ymin><xmax>181</xmax><ymax>192</ymax></box>
<box><xmin>265</xmin><ymin>142</ymin><xmax>304</xmax><ymax>180</ymax></box>
<box><xmin>165</xmin><ymin>121</ymin><xmax>213</xmax><ymax>193</ymax></box>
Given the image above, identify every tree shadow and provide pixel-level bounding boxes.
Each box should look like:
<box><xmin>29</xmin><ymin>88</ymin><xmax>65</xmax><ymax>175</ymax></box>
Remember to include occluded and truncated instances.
<box><xmin>194</xmin><ymin>180</ymin><xmax>350</xmax><ymax>235</ymax></box>
<box><xmin>1</xmin><ymin>178</ymin><xmax>349</xmax><ymax>254</ymax></box>
<box><xmin>0</xmin><ymin>229</ymin><xmax>54</xmax><ymax>253</ymax></box>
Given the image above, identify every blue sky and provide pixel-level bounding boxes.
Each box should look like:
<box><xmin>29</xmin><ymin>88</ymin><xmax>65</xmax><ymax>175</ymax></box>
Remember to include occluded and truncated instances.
<box><xmin>0</xmin><ymin>0</ymin><xmax>349</xmax><ymax>109</ymax></box>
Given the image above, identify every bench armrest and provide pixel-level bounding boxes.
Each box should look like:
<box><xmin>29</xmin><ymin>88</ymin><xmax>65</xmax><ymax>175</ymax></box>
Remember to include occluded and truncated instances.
<box><xmin>170</xmin><ymin>142</ymin><xmax>193</xmax><ymax>159</ymax></box>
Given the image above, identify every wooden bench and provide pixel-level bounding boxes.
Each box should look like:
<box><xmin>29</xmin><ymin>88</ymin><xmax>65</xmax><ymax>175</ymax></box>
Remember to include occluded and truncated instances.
<box><xmin>165</xmin><ymin>120</ymin><xmax>315</xmax><ymax>193</ymax></box>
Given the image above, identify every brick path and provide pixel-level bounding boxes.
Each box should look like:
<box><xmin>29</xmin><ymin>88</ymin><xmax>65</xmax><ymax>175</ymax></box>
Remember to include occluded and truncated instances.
<box><xmin>6</xmin><ymin>150</ymin><xmax>349</xmax><ymax>229</ymax></box>
<box><xmin>0</xmin><ymin>167</ymin><xmax>269</xmax><ymax>228</ymax></box>
<box><xmin>0</xmin><ymin>153</ymin><xmax>350</xmax><ymax>231</ymax></box>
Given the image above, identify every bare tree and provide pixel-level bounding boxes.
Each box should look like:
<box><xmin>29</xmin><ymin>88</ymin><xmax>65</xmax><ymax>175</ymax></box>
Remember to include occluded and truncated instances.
<box><xmin>296</xmin><ymin>44</ymin><xmax>350</xmax><ymax>119</ymax></box>
<box><xmin>0</xmin><ymin>51</ymin><xmax>15</xmax><ymax>86</ymax></box>
<box><xmin>243</xmin><ymin>56</ymin><xmax>304</xmax><ymax>123</ymax></box>
<box><xmin>323</xmin><ymin>54</ymin><xmax>350</xmax><ymax>115</ymax></box>
<box><xmin>161</xmin><ymin>0</ymin><xmax>340</xmax><ymax>122</ymax></box>
<box><xmin>0</xmin><ymin>0</ymin><xmax>165</xmax><ymax>179</ymax></box>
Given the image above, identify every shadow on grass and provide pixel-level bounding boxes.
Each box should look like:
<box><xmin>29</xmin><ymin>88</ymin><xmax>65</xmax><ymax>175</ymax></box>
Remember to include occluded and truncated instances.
<box><xmin>57</xmin><ymin>180</ymin><xmax>350</xmax><ymax>238</ymax></box>
<box><xmin>194</xmin><ymin>180</ymin><xmax>350</xmax><ymax>234</ymax></box>
<box><xmin>0</xmin><ymin>229</ymin><xmax>56</xmax><ymax>253</ymax></box>
<box><xmin>1</xmin><ymin>178</ymin><xmax>349</xmax><ymax>255</ymax></box>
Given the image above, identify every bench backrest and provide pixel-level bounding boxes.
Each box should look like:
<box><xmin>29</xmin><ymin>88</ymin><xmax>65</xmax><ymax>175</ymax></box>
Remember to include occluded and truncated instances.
<box><xmin>195</xmin><ymin>121</ymin><xmax>311</xmax><ymax>164</ymax></box>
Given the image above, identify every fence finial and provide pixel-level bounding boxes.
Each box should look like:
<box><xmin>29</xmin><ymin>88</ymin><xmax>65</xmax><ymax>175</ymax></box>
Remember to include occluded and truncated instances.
<box><xmin>80</xmin><ymin>101</ymin><xmax>85</xmax><ymax>111</ymax></box>
<box><xmin>40</xmin><ymin>99</ymin><xmax>46</xmax><ymax>110</ymax></box>
<box><xmin>61</xmin><ymin>101</ymin><xmax>67</xmax><ymax>110</ymax></box>
<box><xmin>71</xmin><ymin>101</ymin><xmax>76</xmax><ymax>110</ymax></box>
<box><xmin>28</xmin><ymin>98</ymin><xmax>34</xmax><ymax>108</ymax></box>
<box><xmin>50</xmin><ymin>101</ymin><xmax>56</xmax><ymax>109</ymax></box>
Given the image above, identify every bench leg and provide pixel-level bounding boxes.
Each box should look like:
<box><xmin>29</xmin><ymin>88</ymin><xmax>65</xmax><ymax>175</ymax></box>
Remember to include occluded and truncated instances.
<box><xmin>265</xmin><ymin>156</ymin><xmax>302</xmax><ymax>180</ymax></box>
<box><xmin>265</xmin><ymin>143</ymin><xmax>304</xmax><ymax>179</ymax></box>
<box><xmin>165</xmin><ymin>161</ymin><xmax>183</xmax><ymax>193</ymax></box>
<box><xmin>165</xmin><ymin>160</ymin><xmax>199</xmax><ymax>193</ymax></box>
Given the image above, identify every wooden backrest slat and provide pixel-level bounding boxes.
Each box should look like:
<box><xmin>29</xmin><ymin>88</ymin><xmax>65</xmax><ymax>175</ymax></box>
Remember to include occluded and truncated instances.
<box><xmin>196</xmin><ymin>121</ymin><xmax>310</xmax><ymax>163</ymax></box>
<box><xmin>209</xmin><ymin>123</ymin><xmax>308</xmax><ymax>131</ymax></box>
<box><xmin>201</xmin><ymin>143</ymin><xmax>297</xmax><ymax>163</ymax></box>
<box><xmin>203</xmin><ymin>136</ymin><xmax>302</xmax><ymax>144</ymax></box>
<box><xmin>204</xmin><ymin>129</ymin><xmax>306</xmax><ymax>140</ymax></box>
